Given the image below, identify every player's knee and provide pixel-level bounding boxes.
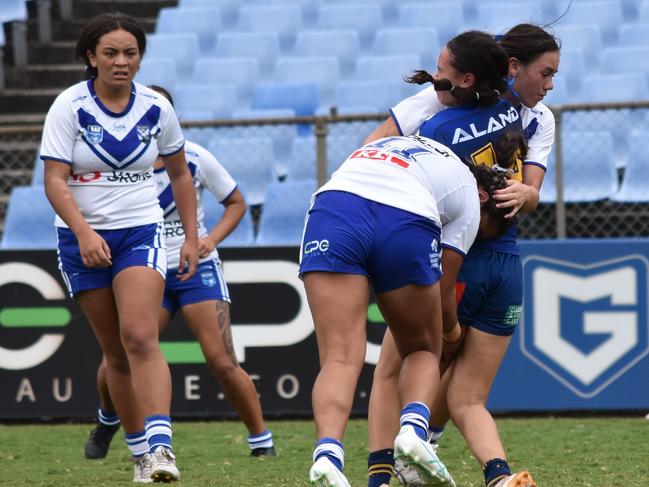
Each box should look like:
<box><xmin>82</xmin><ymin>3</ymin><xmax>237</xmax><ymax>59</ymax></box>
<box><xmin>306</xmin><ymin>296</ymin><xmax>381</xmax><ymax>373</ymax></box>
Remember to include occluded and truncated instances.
<box><xmin>120</xmin><ymin>325</ymin><xmax>158</xmax><ymax>357</ymax></box>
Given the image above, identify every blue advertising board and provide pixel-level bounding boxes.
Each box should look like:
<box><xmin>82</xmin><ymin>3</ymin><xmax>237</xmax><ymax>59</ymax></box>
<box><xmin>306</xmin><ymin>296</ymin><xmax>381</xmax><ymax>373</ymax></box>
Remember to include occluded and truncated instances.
<box><xmin>489</xmin><ymin>239</ymin><xmax>649</xmax><ymax>411</ymax></box>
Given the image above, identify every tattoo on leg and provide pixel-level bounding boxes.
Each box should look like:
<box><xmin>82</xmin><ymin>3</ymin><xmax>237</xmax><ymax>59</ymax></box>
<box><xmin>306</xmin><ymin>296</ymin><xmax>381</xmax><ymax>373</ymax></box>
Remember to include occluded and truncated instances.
<box><xmin>216</xmin><ymin>301</ymin><xmax>239</xmax><ymax>366</ymax></box>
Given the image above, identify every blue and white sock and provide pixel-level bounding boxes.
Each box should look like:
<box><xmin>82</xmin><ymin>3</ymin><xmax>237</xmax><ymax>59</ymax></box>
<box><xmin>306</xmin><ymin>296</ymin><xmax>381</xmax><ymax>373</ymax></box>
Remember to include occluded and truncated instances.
<box><xmin>400</xmin><ymin>402</ymin><xmax>430</xmax><ymax>441</ymax></box>
<box><xmin>98</xmin><ymin>407</ymin><xmax>120</xmax><ymax>426</ymax></box>
<box><xmin>125</xmin><ymin>431</ymin><xmax>149</xmax><ymax>458</ymax></box>
<box><xmin>145</xmin><ymin>415</ymin><xmax>173</xmax><ymax>452</ymax></box>
<box><xmin>313</xmin><ymin>437</ymin><xmax>344</xmax><ymax>472</ymax></box>
<box><xmin>248</xmin><ymin>429</ymin><xmax>273</xmax><ymax>450</ymax></box>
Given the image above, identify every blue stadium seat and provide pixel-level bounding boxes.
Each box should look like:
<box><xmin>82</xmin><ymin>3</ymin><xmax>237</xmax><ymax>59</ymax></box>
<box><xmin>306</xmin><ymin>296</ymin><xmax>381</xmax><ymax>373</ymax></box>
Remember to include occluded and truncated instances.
<box><xmin>560</xmin><ymin>131</ymin><xmax>618</xmax><ymax>202</ymax></box>
<box><xmin>335</xmin><ymin>81</ymin><xmax>403</xmax><ymax>113</ymax></box>
<box><xmin>287</xmin><ymin>137</ymin><xmax>317</xmax><ymax>180</ymax></box>
<box><xmin>326</xmin><ymin>134</ymin><xmax>362</xmax><ymax>176</ymax></box>
<box><xmin>237</xmin><ymin>5</ymin><xmax>303</xmax><ymax>50</ymax></box>
<box><xmin>252</xmin><ymin>82</ymin><xmax>319</xmax><ymax>117</ymax></box>
<box><xmin>639</xmin><ymin>1</ymin><xmax>649</xmax><ymax>21</ymax></box>
<box><xmin>32</xmin><ymin>155</ymin><xmax>44</xmax><ymax>185</ymax></box>
<box><xmin>136</xmin><ymin>58</ymin><xmax>179</xmax><ymax>90</ymax></box>
<box><xmin>354</xmin><ymin>55</ymin><xmax>421</xmax><ymax>97</ymax></box>
<box><xmin>173</xmin><ymin>84</ymin><xmax>238</xmax><ymax>120</ymax></box>
<box><xmin>580</xmin><ymin>74</ymin><xmax>649</xmax><ymax>102</ymax></box>
<box><xmin>326</xmin><ymin>0</ymin><xmax>397</xmax><ymax>19</ymax></box>
<box><xmin>316</xmin><ymin>4</ymin><xmax>383</xmax><ymax>49</ymax></box>
<box><xmin>261</xmin><ymin>0</ymin><xmax>321</xmax><ymax>25</ymax></box>
<box><xmin>293</xmin><ymin>30</ymin><xmax>361</xmax><ymax>76</ymax></box>
<box><xmin>472</xmin><ymin>2</ymin><xmax>544</xmax><ymax>33</ymax></box>
<box><xmin>601</xmin><ymin>46</ymin><xmax>649</xmax><ymax>84</ymax></box>
<box><xmin>213</xmin><ymin>32</ymin><xmax>280</xmax><ymax>78</ymax></box>
<box><xmin>618</xmin><ymin>23</ymin><xmax>649</xmax><ymax>45</ymax></box>
<box><xmin>232</xmin><ymin>108</ymin><xmax>298</xmax><ymax>177</ymax></box>
<box><xmin>372</xmin><ymin>28</ymin><xmax>441</xmax><ymax>71</ymax></box>
<box><xmin>273</xmin><ymin>56</ymin><xmax>341</xmax><ymax>107</ymax></box>
<box><xmin>557</xmin><ymin>1</ymin><xmax>624</xmax><ymax>45</ymax></box>
<box><xmin>208</xmin><ymin>137</ymin><xmax>276</xmax><ymax>205</ymax></box>
<box><xmin>191</xmin><ymin>57</ymin><xmax>259</xmax><ymax>103</ymax></box>
<box><xmin>397</xmin><ymin>3</ymin><xmax>464</xmax><ymax>45</ymax></box>
<box><xmin>146</xmin><ymin>33</ymin><xmax>200</xmax><ymax>80</ymax></box>
<box><xmin>156</xmin><ymin>7</ymin><xmax>222</xmax><ymax>54</ymax></box>
<box><xmin>554</xmin><ymin>24</ymin><xmax>603</xmax><ymax>72</ymax></box>
<box><xmin>202</xmin><ymin>190</ymin><xmax>256</xmax><ymax>247</ymax></box>
<box><xmin>0</xmin><ymin>185</ymin><xmax>57</xmax><ymax>249</ymax></box>
<box><xmin>613</xmin><ymin>132</ymin><xmax>649</xmax><ymax>202</ymax></box>
<box><xmin>256</xmin><ymin>179</ymin><xmax>317</xmax><ymax>246</ymax></box>
<box><xmin>542</xmin><ymin>75</ymin><xmax>569</xmax><ymax>105</ymax></box>
<box><xmin>178</xmin><ymin>0</ymin><xmax>241</xmax><ymax>24</ymax></box>
<box><xmin>556</xmin><ymin>49</ymin><xmax>586</xmax><ymax>96</ymax></box>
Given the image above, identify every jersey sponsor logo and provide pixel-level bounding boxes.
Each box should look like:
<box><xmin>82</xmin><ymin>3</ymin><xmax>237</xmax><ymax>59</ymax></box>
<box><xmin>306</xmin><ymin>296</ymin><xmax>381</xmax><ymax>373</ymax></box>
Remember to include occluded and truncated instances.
<box><xmin>451</xmin><ymin>106</ymin><xmax>520</xmax><ymax>144</ymax></box>
<box><xmin>86</xmin><ymin>125</ymin><xmax>104</xmax><ymax>144</ymax></box>
<box><xmin>304</xmin><ymin>239</ymin><xmax>329</xmax><ymax>255</ymax></box>
<box><xmin>70</xmin><ymin>171</ymin><xmax>101</xmax><ymax>183</ymax></box>
<box><xmin>105</xmin><ymin>170</ymin><xmax>152</xmax><ymax>183</ymax></box>
<box><xmin>503</xmin><ymin>305</ymin><xmax>522</xmax><ymax>326</ymax></box>
<box><xmin>521</xmin><ymin>255</ymin><xmax>649</xmax><ymax>398</ymax></box>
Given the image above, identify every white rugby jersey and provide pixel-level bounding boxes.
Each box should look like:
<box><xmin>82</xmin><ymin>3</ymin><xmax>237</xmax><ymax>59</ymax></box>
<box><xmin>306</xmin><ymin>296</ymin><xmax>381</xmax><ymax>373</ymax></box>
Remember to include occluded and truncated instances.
<box><xmin>389</xmin><ymin>85</ymin><xmax>555</xmax><ymax>170</ymax></box>
<box><xmin>318</xmin><ymin>136</ymin><xmax>480</xmax><ymax>255</ymax></box>
<box><xmin>40</xmin><ymin>80</ymin><xmax>185</xmax><ymax>229</ymax></box>
<box><xmin>155</xmin><ymin>140</ymin><xmax>237</xmax><ymax>271</ymax></box>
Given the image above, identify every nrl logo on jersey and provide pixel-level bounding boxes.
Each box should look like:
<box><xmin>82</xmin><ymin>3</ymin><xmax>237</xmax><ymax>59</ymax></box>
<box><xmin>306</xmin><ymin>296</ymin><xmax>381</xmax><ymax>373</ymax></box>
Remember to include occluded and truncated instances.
<box><xmin>452</xmin><ymin>106</ymin><xmax>520</xmax><ymax>144</ymax></box>
<box><xmin>136</xmin><ymin>125</ymin><xmax>152</xmax><ymax>142</ymax></box>
<box><xmin>86</xmin><ymin>125</ymin><xmax>103</xmax><ymax>144</ymax></box>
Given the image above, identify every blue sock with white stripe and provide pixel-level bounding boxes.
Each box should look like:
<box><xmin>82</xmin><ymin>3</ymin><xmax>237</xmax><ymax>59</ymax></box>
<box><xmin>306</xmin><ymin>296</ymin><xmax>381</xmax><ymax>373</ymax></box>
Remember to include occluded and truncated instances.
<box><xmin>98</xmin><ymin>407</ymin><xmax>120</xmax><ymax>426</ymax></box>
<box><xmin>248</xmin><ymin>429</ymin><xmax>274</xmax><ymax>450</ymax></box>
<box><xmin>400</xmin><ymin>402</ymin><xmax>430</xmax><ymax>441</ymax></box>
<box><xmin>125</xmin><ymin>431</ymin><xmax>149</xmax><ymax>458</ymax></box>
<box><xmin>313</xmin><ymin>437</ymin><xmax>344</xmax><ymax>472</ymax></box>
<box><xmin>145</xmin><ymin>415</ymin><xmax>173</xmax><ymax>452</ymax></box>
<box><xmin>428</xmin><ymin>425</ymin><xmax>445</xmax><ymax>444</ymax></box>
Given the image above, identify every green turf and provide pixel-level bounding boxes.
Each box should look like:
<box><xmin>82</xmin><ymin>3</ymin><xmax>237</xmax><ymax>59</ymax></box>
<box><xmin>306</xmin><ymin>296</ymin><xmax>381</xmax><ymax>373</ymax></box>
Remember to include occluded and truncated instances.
<box><xmin>1</xmin><ymin>417</ymin><xmax>647</xmax><ymax>486</ymax></box>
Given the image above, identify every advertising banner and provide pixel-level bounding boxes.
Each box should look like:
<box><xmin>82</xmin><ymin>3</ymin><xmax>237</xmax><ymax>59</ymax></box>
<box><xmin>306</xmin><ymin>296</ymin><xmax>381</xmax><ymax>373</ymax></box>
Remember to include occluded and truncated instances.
<box><xmin>1</xmin><ymin>239</ymin><xmax>649</xmax><ymax>420</ymax></box>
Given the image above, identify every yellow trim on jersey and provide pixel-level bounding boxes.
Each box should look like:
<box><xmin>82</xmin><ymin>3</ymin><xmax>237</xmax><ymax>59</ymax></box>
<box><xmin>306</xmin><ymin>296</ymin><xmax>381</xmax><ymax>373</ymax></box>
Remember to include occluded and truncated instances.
<box><xmin>469</xmin><ymin>142</ymin><xmax>523</xmax><ymax>182</ymax></box>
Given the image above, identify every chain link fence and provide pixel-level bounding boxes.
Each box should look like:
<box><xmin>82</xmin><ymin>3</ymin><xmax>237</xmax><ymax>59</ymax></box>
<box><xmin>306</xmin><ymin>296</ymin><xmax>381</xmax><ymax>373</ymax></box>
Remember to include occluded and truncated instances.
<box><xmin>1</xmin><ymin>102</ymin><xmax>648</xmax><ymax>243</ymax></box>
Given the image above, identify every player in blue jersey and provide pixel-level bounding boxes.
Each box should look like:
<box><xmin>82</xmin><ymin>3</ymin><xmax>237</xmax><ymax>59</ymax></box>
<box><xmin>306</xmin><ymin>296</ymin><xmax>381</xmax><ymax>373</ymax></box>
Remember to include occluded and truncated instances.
<box><xmin>365</xmin><ymin>25</ymin><xmax>560</xmax><ymax>487</ymax></box>
<box><xmin>303</xmin><ymin>132</ymin><xmax>525</xmax><ymax>487</ymax></box>
<box><xmin>41</xmin><ymin>13</ymin><xmax>198</xmax><ymax>483</ymax></box>
<box><xmin>84</xmin><ymin>85</ymin><xmax>276</xmax><ymax>463</ymax></box>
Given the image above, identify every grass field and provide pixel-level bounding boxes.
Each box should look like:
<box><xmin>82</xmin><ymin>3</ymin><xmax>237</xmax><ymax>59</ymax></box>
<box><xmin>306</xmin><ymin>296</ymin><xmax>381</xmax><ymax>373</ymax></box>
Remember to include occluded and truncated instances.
<box><xmin>1</xmin><ymin>416</ymin><xmax>647</xmax><ymax>486</ymax></box>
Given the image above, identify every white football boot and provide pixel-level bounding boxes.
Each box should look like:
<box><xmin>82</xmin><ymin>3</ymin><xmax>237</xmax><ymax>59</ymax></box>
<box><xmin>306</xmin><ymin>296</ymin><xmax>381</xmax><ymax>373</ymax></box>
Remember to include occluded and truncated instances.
<box><xmin>132</xmin><ymin>453</ymin><xmax>153</xmax><ymax>484</ymax></box>
<box><xmin>149</xmin><ymin>446</ymin><xmax>180</xmax><ymax>482</ymax></box>
<box><xmin>309</xmin><ymin>456</ymin><xmax>352</xmax><ymax>487</ymax></box>
<box><xmin>393</xmin><ymin>425</ymin><xmax>456</xmax><ymax>487</ymax></box>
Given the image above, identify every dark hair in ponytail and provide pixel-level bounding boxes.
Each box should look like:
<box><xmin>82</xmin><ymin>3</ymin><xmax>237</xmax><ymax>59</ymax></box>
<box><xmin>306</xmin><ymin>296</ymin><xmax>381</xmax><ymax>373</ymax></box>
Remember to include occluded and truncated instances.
<box><xmin>405</xmin><ymin>30</ymin><xmax>508</xmax><ymax>106</ymax></box>
<box><xmin>468</xmin><ymin>130</ymin><xmax>528</xmax><ymax>237</ymax></box>
<box><xmin>499</xmin><ymin>23</ymin><xmax>560</xmax><ymax>66</ymax></box>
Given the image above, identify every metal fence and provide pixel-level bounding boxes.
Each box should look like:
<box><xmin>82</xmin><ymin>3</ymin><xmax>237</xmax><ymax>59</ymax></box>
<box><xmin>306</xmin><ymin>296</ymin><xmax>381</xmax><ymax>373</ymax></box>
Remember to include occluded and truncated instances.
<box><xmin>1</xmin><ymin>101</ymin><xmax>648</xmax><ymax>242</ymax></box>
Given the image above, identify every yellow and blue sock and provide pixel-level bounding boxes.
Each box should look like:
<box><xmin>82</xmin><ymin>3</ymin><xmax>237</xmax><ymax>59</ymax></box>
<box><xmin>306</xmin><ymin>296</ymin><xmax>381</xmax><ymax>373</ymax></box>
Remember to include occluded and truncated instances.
<box><xmin>367</xmin><ymin>448</ymin><xmax>394</xmax><ymax>487</ymax></box>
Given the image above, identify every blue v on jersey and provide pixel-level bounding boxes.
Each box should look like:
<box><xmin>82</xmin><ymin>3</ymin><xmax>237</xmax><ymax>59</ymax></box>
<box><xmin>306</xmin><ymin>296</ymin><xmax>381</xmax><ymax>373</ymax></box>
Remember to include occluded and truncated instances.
<box><xmin>40</xmin><ymin>79</ymin><xmax>185</xmax><ymax>230</ymax></box>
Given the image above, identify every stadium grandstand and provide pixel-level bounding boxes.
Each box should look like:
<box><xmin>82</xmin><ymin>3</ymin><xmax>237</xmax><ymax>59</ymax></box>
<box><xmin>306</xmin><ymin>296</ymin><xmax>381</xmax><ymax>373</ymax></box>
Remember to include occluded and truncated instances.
<box><xmin>0</xmin><ymin>0</ymin><xmax>648</xmax><ymax>247</ymax></box>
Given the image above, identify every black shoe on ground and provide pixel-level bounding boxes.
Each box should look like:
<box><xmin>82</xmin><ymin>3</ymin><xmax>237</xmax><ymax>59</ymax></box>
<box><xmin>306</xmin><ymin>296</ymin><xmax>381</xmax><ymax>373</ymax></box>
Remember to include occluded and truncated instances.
<box><xmin>250</xmin><ymin>446</ymin><xmax>277</xmax><ymax>457</ymax></box>
<box><xmin>84</xmin><ymin>422</ymin><xmax>121</xmax><ymax>459</ymax></box>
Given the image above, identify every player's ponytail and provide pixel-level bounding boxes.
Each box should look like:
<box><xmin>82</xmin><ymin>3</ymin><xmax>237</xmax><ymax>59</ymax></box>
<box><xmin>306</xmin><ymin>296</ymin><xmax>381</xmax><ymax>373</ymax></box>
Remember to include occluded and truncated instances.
<box><xmin>405</xmin><ymin>30</ymin><xmax>508</xmax><ymax>106</ymax></box>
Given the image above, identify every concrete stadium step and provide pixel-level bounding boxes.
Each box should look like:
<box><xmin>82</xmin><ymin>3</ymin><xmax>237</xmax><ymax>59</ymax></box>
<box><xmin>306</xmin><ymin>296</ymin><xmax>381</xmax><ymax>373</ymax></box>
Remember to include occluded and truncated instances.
<box><xmin>32</xmin><ymin>17</ymin><xmax>158</xmax><ymax>42</ymax></box>
<box><xmin>29</xmin><ymin>42</ymin><xmax>77</xmax><ymax>64</ymax></box>
<box><xmin>0</xmin><ymin>88</ymin><xmax>63</xmax><ymax>114</ymax></box>
<box><xmin>0</xmin><ymin>114</ymin><xmax>46</xmax><ymax>126</ymax></box>
<box><xmin>7</xmin><ymin>64</ymin><xmax>85</xmax><ymax>89</ymax></box>
<box><xmin>75</xmin><ymin>0</ymin><xmax>177</xmax><ymax>19</ymax></box>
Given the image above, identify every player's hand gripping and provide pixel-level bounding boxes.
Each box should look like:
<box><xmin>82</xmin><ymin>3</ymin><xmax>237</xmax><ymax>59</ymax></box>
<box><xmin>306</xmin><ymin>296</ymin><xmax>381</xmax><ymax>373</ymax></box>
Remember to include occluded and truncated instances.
<box><xmin>197</xmin><ymin>235</ymin><xmax>217</xmax><ymax>258</ymax></box>
<box><xmin>493</xmin><ymin>179</ymin><xmax>535</xmax><ymax>218</ymax></box>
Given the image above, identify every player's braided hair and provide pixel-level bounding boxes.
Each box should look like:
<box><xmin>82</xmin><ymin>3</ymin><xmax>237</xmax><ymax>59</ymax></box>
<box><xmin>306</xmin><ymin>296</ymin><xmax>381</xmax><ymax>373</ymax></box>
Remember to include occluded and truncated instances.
<box><xmin>468</xmin><ymin>131</ymin><xmax>528</xmax><ymax>238</ymax></box>
<box><xmin>405</xmin><ymin>31</ymin><xmax>508</xmax><ymax>106</ymax></box>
